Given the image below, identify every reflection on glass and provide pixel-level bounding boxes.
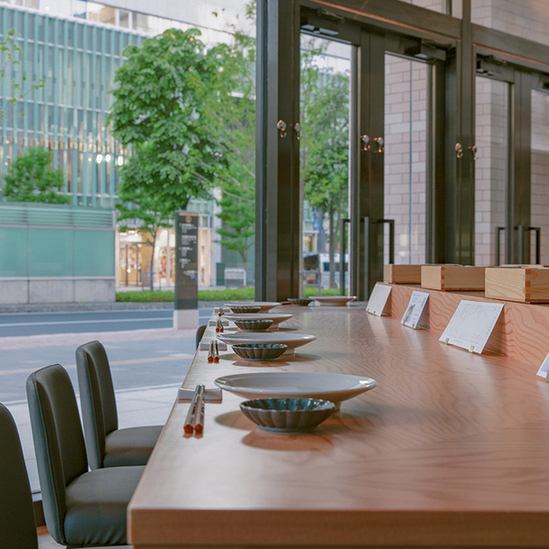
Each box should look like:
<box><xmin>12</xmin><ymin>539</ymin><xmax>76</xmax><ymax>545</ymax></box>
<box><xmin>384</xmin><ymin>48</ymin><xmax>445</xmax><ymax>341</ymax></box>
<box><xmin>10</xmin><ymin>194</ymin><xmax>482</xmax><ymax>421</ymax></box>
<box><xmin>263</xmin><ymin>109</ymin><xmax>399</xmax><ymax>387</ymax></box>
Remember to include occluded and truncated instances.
<box><xmin>530</xmin><ymin>89</ymin><xmax>549</xmax><ymax>264</ymax></box>
<box><xmin>300</xmin><ymin>35</ymin><xmax>351</xmax><ymax>295</ymax></box>
<box><xmin>474</xmin><ymin>77</ymin><xmax>509</xmax><ymax>265</ymax></box>
<box><xmin>399</xmin><ymin>0</ymin><xmax>448</xmax><ymax>14</ymax></box>
<box><xmin>86</xmin><ymin>2</ymin><xmax>116</xmax><ymax>26</ymax></box>
<box><xmin>472</xmin><ymin>0</ymin><xmax>549</xmax><ymax>47</ymax></box>
<box><xmin>119</xmin><ymin>9</ymin><xmax>131</xmax><ymax>29</ymax></box>
<box><xmin>384</xmin><ymin>54</ymin><xmax>428</xmax><ymax>264</ymax></box>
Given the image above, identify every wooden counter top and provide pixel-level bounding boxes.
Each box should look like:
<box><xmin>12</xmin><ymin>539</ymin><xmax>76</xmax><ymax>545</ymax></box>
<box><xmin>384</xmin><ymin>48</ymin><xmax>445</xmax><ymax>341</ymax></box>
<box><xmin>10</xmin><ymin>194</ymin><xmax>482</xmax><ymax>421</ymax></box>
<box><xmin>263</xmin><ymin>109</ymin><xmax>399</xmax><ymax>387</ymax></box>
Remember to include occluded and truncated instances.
<box><xmin>128</xmin><ymin>305</ymin><xmax>549</xmax><ymax>548</ymax></box>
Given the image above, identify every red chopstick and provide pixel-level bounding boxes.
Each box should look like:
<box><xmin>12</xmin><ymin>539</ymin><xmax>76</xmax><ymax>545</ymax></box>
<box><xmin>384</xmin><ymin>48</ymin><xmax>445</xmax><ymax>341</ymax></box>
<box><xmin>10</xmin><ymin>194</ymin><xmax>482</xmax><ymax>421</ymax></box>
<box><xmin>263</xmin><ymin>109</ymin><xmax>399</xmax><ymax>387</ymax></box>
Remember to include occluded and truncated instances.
<box><xmin>193</xmin><ymin>385</ymin><xmax>206</xmax><ymax>435</ymax></box>
<box><xmin>183</xmin><ymin>385</ymin><xmax>201</xmax><ymax>435</ymax></box>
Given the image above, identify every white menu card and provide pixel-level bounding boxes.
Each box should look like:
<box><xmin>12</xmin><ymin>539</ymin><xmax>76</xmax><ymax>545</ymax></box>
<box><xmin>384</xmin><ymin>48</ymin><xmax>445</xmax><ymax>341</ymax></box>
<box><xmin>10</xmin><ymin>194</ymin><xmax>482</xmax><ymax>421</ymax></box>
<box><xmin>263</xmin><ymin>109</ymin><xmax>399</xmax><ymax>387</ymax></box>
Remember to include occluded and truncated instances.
<box><xmin>366</xmin><ymin>283</ymin><xmax>392</xmax><ymax>316</ymax></box>
<box><xmin>439</xmin><ymin>300</ymin><xmax>504</xmax><ymax>354</ymax></box>
<box><xmin>536</xmin><ymin>353</ymin><xmax>549</xmax><ymax>381</ymax></box>
<box><xmin>401</xmin><ymin>291</ymin><xmax>429</xmax><ymax>329</ymax></box>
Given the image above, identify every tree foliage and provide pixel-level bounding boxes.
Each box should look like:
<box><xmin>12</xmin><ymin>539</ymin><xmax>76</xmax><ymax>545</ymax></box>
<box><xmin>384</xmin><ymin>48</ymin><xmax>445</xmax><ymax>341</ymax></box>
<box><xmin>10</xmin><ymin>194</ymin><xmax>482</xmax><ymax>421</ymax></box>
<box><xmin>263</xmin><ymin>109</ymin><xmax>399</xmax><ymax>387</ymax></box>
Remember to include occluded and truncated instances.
<box><xmin>300</xmin><ymin>42</ymin><xmax>350</xmax><ymax>286</ymax></box>
<box><xmin>110</xmin><ymin>28</ymin><xmax>224</xmax><ymax>211</ymax></box>
<box><xmin>3</xmin><ymin>147</ymin><xmax>69</xmax><ymax>204</ymax></box>
<box><xmin>301</xmin><ymin>46</ymin><xmax>349</xmax><ymax>219</ymax></box>
<box><xmin>110</xmin><ymin>28</ymin><xmax>228</xmax><ymax>288</ymax></box>
<box><xmin>209</xmin><ymin>30</ymin><xmax>256</xmax><ymax>265</ymax></box>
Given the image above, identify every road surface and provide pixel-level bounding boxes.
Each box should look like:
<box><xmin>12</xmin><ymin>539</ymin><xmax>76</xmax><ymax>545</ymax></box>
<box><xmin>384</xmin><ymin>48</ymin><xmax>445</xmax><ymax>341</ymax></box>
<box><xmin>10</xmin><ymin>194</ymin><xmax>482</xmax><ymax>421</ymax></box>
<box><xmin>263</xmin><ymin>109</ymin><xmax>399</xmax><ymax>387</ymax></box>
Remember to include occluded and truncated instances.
<box><xmin>0</xmin><ymin>308</ymin><xmax>214</xmax><ymax>337</ymax></box>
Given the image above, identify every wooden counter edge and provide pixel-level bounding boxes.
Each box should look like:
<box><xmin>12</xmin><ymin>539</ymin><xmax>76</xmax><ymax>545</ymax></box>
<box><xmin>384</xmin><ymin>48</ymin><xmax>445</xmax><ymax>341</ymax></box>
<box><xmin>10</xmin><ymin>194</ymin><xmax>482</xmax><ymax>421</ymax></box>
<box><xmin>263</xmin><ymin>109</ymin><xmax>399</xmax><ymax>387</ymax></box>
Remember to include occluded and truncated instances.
<box><xmin>129</xmin><ymin>508</ymin><xmax>549</xmax><ymax>547</ymax></box>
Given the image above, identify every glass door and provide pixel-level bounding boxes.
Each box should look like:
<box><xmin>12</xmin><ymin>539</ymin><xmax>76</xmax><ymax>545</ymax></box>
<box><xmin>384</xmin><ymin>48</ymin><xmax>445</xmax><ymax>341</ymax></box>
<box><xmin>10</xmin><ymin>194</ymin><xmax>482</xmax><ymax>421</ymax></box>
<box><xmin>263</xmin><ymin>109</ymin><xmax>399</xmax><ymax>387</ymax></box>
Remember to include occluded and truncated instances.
<box><xmin>530</xmin><ymin>88</ymin><xmax>549</xmax><ymax>265</ymax></box>
<box><xmin>474</xmin><ymin>75</ymin><xmax>511</xmax><ymax>265</ymax></box>
<box><xmin>300</xmin><ymin>34</ymin><xmax>352</xmax><ymax>296</ymax></box>
<box><xmin>383</xmin><ymin>53</ymin><xmax>431</xmax><ymax>265</ymax></box>
<box><xmin>298</xmin><ymin>16</ymin><xmax>446</xmax><ymax>299</ymax></box>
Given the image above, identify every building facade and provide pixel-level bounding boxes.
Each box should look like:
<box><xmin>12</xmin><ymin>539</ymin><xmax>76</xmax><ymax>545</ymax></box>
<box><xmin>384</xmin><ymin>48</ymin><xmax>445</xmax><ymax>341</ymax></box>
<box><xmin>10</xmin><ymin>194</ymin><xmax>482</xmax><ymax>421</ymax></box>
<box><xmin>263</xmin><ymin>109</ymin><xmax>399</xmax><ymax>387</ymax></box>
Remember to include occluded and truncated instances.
<box><xmin>0</xmin><ymin>0</ymin><xmax>253</xmax><ymax>301</ymax></box>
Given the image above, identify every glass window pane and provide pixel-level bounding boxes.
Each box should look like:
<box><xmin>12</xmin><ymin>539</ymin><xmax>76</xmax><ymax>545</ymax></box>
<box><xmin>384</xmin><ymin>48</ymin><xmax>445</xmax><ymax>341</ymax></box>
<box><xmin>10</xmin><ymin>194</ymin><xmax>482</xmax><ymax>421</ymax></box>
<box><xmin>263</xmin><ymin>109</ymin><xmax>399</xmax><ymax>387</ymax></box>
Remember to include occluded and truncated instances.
<box><xmin>300</xmin><ymin>35</ymin><xmax>351</xmax><ymax>294</ymax></box>
<box><xmin>384</xmin><ymin>54</ymin><xmax>429</xmax><ymax>264</ymax></box>
<box><xmin>86</xmin><ymin>2</ymin><xmax>116</xmax><ymax>26</ymax></box>
<box><xmin>530</xmin><ymin>89</ymin><xmax>549</xmax><ymax>264</ymax></box>
<box><xmin>119</xmin><ymin>9</ymin><xmax>130</xmax><ymax>29</ymax></box>
<box><xmin>399</xmin><ymin>0</ymin><xmax>449</xmax><ymax>14</ymax></box>
<box><xmin>474</xmin><ymin>77</ymin><xmax>510</xmax><ymax>265</ymax></box>
<box><xmin>0</xmin><ymin>0</ymin><xmax>256</xmax><ymax>501</ymax></box>
<box><xmin>472</xmin><ymin>0</ymin><xmax>549</xmax><ymax>47</ymax></box>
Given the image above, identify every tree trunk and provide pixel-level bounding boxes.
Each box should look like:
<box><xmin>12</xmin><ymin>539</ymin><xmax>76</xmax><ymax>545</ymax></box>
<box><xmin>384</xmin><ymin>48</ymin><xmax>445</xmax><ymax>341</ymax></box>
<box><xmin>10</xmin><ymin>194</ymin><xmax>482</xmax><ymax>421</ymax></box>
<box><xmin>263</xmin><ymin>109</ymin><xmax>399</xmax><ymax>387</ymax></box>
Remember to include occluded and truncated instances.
<box><xmin>328</xmin><ymin>209</ymin><xmax>336</xmax><ymax>289</ymax></box>
<box><xmin>149</xmin><ymin>230</ymin><xmax>157</xmax><ymax>291</ymax></box>
<box><xmin>316</xmin><ymin>208</ymin><xmax>327</xmax><ymax>253</ymax></box>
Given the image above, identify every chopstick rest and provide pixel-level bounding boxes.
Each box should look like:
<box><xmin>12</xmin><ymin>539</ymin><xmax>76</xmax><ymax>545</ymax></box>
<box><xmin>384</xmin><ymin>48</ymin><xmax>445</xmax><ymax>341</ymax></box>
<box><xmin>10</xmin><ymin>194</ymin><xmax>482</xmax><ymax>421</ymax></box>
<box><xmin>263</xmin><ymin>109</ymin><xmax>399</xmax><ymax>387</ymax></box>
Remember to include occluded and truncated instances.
<box><xmin>178</xmin><ymin>387</ymin><xmax>222</xmax><ymax>403</ymax></box>
<box><xmin>199</xmin><ymin>341</ymin><xmax>227</xmax><ymax>351</ymax></box>
<box><xmin>208</xmin><ymin>319</ymin><xmax>229</xmax><ymax>327</ymax></box>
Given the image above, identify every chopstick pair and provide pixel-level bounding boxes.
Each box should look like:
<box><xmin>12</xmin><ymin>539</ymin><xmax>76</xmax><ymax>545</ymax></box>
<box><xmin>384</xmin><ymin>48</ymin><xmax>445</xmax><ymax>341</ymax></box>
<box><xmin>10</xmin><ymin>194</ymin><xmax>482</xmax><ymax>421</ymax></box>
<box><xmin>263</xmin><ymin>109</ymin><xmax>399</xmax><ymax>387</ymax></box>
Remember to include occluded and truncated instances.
<box><xmin>208</xmin><ymin>339</ymin><xmax>219</xmax><ymax>363</ymax></box>
<box><xmin>183</xmin><ymin>384</ymin><xmax>205</xmax><ymax>437</ymax></box>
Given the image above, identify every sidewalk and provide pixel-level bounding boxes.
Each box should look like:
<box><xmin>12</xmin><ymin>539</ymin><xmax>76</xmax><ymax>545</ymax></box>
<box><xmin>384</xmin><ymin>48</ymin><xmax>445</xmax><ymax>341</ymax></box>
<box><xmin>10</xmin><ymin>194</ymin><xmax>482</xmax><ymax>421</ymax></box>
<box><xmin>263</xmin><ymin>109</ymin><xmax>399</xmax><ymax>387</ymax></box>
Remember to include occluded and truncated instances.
<box><xmin>1</xmin><ymin>327</ymin><xmax>196</xmax><ymax>491</ymax></box>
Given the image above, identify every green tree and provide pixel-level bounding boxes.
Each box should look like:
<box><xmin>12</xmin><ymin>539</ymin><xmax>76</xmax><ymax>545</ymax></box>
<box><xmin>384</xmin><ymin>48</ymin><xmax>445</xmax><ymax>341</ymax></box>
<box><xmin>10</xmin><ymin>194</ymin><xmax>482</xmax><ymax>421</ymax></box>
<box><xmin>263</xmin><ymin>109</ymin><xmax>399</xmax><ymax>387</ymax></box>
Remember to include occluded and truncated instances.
<box><xmin>301</xmin><ymin>45</ymin><xmax>350</xmax><ymax>288</ymax></box>
<box><xmin>116</xmin><ymin>153</ymin><xmax>173</xmax><ymax>290</ymax></box>
<box><xmin>208</xmin><ymin>29</ymin><xmax>256</xmax><ymax>266</ymax></box>
<box><xmin>3</xmin><ymin>147</ymin><xmax>69</xmax><ymax>204</ymax></box>
<box><xmin>110</xmin><ymin>28</ymin><xmax>227</xmax><ymax>289</ymax></box>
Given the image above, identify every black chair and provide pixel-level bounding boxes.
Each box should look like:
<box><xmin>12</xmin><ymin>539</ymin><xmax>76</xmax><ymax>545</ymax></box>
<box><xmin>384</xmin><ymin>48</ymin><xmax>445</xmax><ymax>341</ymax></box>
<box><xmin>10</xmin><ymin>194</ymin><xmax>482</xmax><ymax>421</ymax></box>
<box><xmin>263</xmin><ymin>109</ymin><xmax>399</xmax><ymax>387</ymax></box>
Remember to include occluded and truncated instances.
<box><xmin>0</xmin><ymin>402</ymin><xmax>38</xmax><ymax>549</ymax></box>
<box><xmin>75</xmin><ymin>341</ymin><xmax>161</xmax><ymax>469</ymax></box>
<box><xmin>27</xmin><ymin>364</ymin><xmax>141</xmax><ymax>547</ymax></box>
<box><xmin>195</xmin><ymin>324</ymin><xmax>207</xmax><ymax>349</ymax></box>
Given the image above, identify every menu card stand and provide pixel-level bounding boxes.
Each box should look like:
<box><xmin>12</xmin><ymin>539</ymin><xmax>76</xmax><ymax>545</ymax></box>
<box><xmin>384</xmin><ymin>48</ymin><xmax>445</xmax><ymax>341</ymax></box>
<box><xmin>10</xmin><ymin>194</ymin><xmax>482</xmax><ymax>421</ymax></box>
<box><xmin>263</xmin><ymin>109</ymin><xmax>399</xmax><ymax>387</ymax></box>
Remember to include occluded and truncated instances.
<box><xmin>439</xmin><ymin>300</ymin><xmax>504</xmax><ymax>354</ymax></box>
<box><xmin>366</xmin><ymin>283</ymin><xmax>392</xmax><ymax>316</ymax></box>
<box><xmin>401</xmin><ymin>291</ymin><xmax>429</xmax><ymax>329</ymax></box>
<box><xmin>536</xmin><ymin>353</ymin><xmax>549</xmax><ymax>381</ymax></box>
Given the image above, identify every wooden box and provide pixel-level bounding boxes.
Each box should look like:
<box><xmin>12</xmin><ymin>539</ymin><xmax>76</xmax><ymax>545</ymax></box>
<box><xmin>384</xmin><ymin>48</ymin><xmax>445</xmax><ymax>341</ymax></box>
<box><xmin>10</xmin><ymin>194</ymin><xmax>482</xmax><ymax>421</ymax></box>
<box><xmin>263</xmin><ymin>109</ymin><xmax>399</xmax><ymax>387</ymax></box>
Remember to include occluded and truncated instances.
<box><xmin>485</xmin><ymin>266</ymin><xmax>549</xmax><ymax>303</ymax></box>
<box><xmin>383</xmin><ymin>264</ymin><xmax>422</xmax><ymax>284</ymax></box>
<box><xmin>421</xmin><ymin>265</ymin><xmax>486</xmax><ymax>291</ymax></box>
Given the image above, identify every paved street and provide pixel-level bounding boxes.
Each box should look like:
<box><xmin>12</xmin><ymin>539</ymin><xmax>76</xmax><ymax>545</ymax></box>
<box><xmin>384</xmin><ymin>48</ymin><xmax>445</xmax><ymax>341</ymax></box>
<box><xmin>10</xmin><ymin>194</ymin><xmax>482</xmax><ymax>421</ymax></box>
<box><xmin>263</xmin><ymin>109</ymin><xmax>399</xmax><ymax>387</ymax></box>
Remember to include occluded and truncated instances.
<box><xmin>0</xmin><ymin>307</ymin><xmax>214</xmax><ymax>337</ymax></box>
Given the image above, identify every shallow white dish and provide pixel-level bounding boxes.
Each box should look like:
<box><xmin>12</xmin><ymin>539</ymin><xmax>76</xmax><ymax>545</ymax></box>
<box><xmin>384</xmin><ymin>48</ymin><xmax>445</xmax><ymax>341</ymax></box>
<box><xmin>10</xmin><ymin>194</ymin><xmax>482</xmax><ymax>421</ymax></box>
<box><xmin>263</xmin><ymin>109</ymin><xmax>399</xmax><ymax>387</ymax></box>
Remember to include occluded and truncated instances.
<box><xmin>227</xmin><ymin>301</ymin><xmax>281</xmax><ymax>312</ymax></box>
<box><xmin>313</xmin><ymin>295</ymin><xmax>357</xmax><ymax>306</ymax></box>
<box><xmin>224</xmin><ymin>312</ymin><xmax>293</xmax><ymax>326</ymax></box>
<box><xmin>217</xmin><ymin>331</ymin><xmax>316</xmax><ymax>350</ymax></box>
<box><xmin>215</xmin><ymin>372</ymin><xmax>376</xmax><ymax>404</ymax></box>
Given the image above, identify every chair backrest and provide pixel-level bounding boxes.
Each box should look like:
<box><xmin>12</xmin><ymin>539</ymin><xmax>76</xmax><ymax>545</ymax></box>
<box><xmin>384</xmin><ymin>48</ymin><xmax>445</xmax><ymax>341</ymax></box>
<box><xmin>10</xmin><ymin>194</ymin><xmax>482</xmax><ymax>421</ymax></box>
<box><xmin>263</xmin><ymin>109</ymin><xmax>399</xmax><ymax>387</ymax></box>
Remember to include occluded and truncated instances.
<box><xmin>0</xmin><ymin>403</ymin><xmax>38</xmax><ymax>549</ymax></box>
<box><xmin>195</xmin><ymin>324</ymin><xmax>207</xmax><ymax>349</ymax></box>
<box><xmin>26</xmin><ymin>364</ymin><xmax>88</xmax><ymax>545</ymax></box>
<box><xmin>75</xmin><ymin>340</ymin><xmax>118</xmax><ymax>469</ymax></box>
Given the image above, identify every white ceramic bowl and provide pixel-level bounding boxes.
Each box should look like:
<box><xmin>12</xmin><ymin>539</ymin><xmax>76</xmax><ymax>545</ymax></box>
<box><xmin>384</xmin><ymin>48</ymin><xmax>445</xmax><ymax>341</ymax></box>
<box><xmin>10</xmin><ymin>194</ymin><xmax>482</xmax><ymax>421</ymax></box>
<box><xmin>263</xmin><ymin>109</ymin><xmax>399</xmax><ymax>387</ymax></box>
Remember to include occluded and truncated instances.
<box><xmin>226</xmin><ymin>301</ymin><xmax>281</xmax><ymax>312</ymax></box>
<box><xmin>215</xmin><ymin>372</ymin><xmax>377</xmax><ymax>404</ymax></box>
<box><xmin>218</xmin><ymin>331</ymin><xmax>316</xmax><ymax>350</ymax></box>
<box><xmin>224</xmin><ymin>312</ymin><xmax>293</xmax><ymax>326</ymax></box>
<box><xmin>313</xmin><ymin>296</ymin><xmax>357</xmax><ymax>306</ymax></box>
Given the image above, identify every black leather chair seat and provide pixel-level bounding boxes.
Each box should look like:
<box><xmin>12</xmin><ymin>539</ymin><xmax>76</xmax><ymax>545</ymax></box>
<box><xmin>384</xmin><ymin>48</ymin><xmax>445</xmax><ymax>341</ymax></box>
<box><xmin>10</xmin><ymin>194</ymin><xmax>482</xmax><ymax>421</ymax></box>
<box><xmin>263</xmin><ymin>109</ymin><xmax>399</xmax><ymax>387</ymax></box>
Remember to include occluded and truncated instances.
<box><xmin>104</xmin><ymin>425</ymin><xmax>162</xmax><ymax>467</ymax></box>
<box><xmin>64</xmin><ymin>465</ymin><xmax>144</xmax><ymax>547</ymax></box>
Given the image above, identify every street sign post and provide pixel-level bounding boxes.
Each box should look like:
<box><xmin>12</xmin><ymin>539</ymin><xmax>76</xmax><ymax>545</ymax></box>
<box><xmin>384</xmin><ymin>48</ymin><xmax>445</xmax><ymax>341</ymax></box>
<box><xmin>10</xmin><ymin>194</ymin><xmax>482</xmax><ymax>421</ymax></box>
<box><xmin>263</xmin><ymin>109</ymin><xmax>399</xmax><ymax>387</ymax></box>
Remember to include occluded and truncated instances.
<box><xmin>173</xmin><ymin>211</ymin><xmax>199</xmax><ymax>329</ymax></box>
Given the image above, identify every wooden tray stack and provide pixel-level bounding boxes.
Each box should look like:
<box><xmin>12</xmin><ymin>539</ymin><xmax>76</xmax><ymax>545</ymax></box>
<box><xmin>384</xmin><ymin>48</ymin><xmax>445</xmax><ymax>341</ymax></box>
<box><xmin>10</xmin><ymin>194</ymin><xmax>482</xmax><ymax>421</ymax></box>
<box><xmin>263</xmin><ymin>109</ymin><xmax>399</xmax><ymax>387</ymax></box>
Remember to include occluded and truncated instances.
<box><xmin>421</xmin><ymin>265</ymin><xmax>486</xmax><ymax>291</ymax></box>
<box><xmin>485</xmin><ymin>266</ymin><xmax>549</xmax><ymax>303</ymax></box>
<box><xmin>383</xmin><ymin>264</ymin><xmax>422</xmax><ymax>284</ymax></box>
